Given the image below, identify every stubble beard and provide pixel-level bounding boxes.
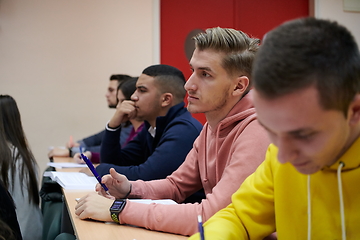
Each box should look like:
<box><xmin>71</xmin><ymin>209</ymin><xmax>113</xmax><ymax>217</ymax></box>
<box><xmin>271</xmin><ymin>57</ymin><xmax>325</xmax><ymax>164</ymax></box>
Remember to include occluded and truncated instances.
<box><xmin>187</xmin><ymin>95</ymin><xmax>228</xmax><ymax>115</ymax></box>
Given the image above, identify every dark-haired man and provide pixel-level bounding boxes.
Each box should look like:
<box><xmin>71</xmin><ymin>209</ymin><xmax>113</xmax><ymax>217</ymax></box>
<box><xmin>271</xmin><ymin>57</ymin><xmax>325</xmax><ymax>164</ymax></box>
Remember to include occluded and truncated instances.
<box><xmin>96</xmin><ymin>64</ymin><xmax>203</xmax><ymax>187</ymax></box>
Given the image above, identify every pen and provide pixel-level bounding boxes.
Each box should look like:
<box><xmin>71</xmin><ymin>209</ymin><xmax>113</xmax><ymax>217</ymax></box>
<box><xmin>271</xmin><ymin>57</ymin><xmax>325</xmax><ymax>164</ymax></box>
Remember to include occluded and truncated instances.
<box><xmin>79</xmin><ymin>147</ymin><xmax>110</xmax><ymax>195</ymax></box>
<box><xmin>198</xmin><ymin>215</ymin><xmax>205</xmax><ymax>240</ymax></box>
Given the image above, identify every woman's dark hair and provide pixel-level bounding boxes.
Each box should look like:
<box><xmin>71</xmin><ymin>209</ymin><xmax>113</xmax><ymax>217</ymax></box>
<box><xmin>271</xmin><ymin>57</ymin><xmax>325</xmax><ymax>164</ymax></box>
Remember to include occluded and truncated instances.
<box><xmin>0</xmin><ymin>95</ymin><xmax>39</xmax><ymax>205</ymax></box>
<box><xmin>0</xmin><ymin>218</ymin><xmax>17</xmax><ymax>240</ymax></box>
<box><xmin>117</xmin><ymin>77</ymin><xmax>138</xmax><ymax>100</ymax></box>
<box><xmin>117</xmin><ymin>77</ymin><xmax>138</xmax><ymax>127</ymax></box>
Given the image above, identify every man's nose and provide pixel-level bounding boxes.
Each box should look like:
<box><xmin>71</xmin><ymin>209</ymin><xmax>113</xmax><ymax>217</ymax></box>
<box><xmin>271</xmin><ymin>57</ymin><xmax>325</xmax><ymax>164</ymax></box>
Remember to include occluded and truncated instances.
<box><xmin>185</xmin><ymin>73</ymin><xmax>197</xmax><ymax>91</ymax></box>
<box><xmin>276</xmin><ymin>137</ymin><xmax>298</xmax><ymax>164</ymax></box>
<box><xmin>131</xmin><ymin>93</ymin><xmax>138</xmax><ymax>101</ymax></box>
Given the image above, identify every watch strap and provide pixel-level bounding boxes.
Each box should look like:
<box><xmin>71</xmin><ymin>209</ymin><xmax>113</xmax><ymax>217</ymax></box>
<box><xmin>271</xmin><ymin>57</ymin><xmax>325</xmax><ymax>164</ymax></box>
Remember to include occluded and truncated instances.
<box><xmin>110</xmin><ymin>199</ymin><xmax>127</xmax><ymax>223</ymax></box>
<box><xmin>111</xmin><ymin>212</ymin><xmax>120</xmax><ymax>223</ymax></box>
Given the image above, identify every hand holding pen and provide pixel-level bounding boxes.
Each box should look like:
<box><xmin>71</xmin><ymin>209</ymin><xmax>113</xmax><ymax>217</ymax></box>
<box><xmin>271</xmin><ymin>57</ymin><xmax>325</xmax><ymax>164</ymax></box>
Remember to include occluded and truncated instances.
<box><xmin>79</xmin><ymin>147</ymin><xmax>110</xmax><ymax>195</ymax></box>
<box><xmin>96</xmin><ymin>168</ymin><xmax>132</xmax><ymax>199</ymax></box>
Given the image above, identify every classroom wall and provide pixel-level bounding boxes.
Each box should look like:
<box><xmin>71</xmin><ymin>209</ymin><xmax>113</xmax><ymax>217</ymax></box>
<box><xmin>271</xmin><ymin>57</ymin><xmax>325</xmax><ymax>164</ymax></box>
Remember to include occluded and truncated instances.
<box><xmin>314</xmin><ymin>0</ymin><xmax>360</xmax><ymax>44</ymax></box>
<box><xmin>0</xmin><ymin>0</ymin><xmax>159</xmax><ymax>177</ymax></box>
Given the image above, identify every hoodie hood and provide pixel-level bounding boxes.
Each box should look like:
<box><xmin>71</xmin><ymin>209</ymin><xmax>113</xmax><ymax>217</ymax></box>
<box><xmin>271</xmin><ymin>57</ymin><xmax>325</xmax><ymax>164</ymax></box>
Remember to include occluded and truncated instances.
<box><xmin>200</xmin><ymin>92</ymin><xmax>258</xmax><ymax>187</ymax></box>
<box><xmin>322</xmin><ymin>136</ymin><xmax>360</xmax><ymax>172</ymax></box>
<box><xmin>214</xmin><ymin>93</ymin><xmax>256</xmax><ymax>139</ymax></box>
<box><xmin>306</xmin><ymin>135</ymin><xmax>360</xmax><ymax>239</ymax></box>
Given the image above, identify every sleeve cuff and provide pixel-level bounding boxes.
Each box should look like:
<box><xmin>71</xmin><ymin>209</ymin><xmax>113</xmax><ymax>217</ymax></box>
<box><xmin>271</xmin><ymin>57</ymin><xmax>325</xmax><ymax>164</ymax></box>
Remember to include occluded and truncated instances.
<box><xmin>105</xmin><ymin>120</ymin><xmax>122</xmax><ymax>132</ymax></box>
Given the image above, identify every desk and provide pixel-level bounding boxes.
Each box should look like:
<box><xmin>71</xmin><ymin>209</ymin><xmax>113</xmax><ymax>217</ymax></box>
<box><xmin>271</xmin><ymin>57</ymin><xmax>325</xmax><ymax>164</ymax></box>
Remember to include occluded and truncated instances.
<box><xmin>52</xmin><ymin>157</ymin><xmax>85</xmax><ymax>172</ymax></box>
<box><xmin>53</xmin><ymin>157</ymin><xmax>187</xmax><ymax>240</ymax></box>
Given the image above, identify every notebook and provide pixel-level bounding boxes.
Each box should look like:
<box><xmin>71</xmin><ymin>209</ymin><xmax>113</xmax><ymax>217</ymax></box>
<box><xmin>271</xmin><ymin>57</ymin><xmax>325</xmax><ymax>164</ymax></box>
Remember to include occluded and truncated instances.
<box><xmin>43</xmin><ymin>171</ymin><xmax>97</xmax><ymax>190</ymax></box>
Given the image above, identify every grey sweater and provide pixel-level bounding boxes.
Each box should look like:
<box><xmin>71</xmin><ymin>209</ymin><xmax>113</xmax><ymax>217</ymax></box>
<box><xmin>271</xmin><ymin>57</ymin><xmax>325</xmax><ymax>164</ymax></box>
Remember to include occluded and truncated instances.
<box><xmin>9</xmin><ymin>147</ymin><xmax>43</xmax><ymax>240</ymax></box>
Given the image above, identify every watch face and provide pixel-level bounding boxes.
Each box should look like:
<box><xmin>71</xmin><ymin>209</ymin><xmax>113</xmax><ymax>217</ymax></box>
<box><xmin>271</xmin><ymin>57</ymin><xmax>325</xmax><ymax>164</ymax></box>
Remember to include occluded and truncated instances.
<box><xmin>111</xmin><ymin>200</ymin><xmax>126</xmax><ymax>211</ymax></box>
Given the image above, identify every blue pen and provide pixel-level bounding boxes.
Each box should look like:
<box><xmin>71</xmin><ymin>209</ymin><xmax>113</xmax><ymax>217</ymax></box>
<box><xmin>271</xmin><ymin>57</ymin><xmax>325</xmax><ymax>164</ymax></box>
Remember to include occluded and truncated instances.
<box><xmin>198</xmin><ymin>215</ymin><xmax>205</xmax><ymax>240</ymax></box>
<box><xmin>79</xmin><ymin>147</ymin><xmax>110</xmax><ymax>195</ymax></box>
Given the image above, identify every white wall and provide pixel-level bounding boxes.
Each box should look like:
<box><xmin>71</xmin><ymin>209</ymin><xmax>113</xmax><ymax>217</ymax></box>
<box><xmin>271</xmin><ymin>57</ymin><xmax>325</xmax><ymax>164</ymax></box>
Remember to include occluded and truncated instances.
<box><xmin>315</xmin><ymin>0</ymin><xmax>360</xmax><ymax>44</ymax></box>
<box><xmin>0</xmin><ymin>0</ymin><xmax>159</xmax><ymax>177</ymax></box>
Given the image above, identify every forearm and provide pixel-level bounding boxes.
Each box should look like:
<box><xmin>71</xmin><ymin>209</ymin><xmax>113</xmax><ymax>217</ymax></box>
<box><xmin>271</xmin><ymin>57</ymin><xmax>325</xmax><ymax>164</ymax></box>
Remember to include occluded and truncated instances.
<box><xmin>82</xmin><ymin>130</ymin><xmax>104</xmax><ymax>147</ymax></box>
<box><xmin>128</xmin><ymin>149</ymin><xmax>203</xmax><ymax>202</ymax></box>
<box><xmin>100</xmin><ymin>128</ymin><xmax>122</xmax><ymax>164</ymax></box>
<box><xmin>120</xmin><ymin>199</ymin><xmax>202</xmax><ymax>236</ymax></box>
<box><xmin>121</xmin><ymin>175</ymin><xmax>229</xmax><ymax>235</ymax></box>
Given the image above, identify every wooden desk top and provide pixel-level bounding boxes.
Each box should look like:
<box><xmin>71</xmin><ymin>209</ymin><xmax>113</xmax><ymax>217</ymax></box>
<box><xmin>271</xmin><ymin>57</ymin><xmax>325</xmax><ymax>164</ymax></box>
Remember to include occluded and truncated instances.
<box><xmin>64</xmin><ymin>190</ymin><xmax>187</xmax><ymax>240</ymax></box>
<box><xmin>53</xmin><ymin>156</ymin><xmax>74</xmax><ymax>163</ymax></box>
<box><xmin>54</xmin><ymin>157</ymin><xmax>187</xmax><ymax>240</ymax></box>
<box><xmin>52</xmin><ymin>157</ymin><xmax>84</xmax><ymax>172</ymax></box>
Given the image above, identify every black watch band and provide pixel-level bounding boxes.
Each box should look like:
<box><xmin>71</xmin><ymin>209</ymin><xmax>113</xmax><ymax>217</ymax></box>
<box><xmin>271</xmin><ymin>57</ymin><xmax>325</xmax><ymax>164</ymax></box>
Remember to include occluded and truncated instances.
<box><xmin>110</xmin><ymin>199</ymin><xmax>127</xmax><ymax>223</ymax></box>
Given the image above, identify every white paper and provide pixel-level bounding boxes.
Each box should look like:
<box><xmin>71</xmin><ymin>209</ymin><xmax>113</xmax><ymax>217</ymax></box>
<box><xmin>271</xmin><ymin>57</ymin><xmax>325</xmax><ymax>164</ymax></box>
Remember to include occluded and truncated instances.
<box><xmin>44</xmin><ymin>171</ymin><xmax>97</xmax><ymax>189</ymax></box>
<box><xmin>129</xmin><ymin>199</ymin><xmax>177</xmax><ymax>205</ymax></box>
<box><xmin>47</xmin><ymin>162</ymin><xmax>87</xmax><ymax>168</ymax></box>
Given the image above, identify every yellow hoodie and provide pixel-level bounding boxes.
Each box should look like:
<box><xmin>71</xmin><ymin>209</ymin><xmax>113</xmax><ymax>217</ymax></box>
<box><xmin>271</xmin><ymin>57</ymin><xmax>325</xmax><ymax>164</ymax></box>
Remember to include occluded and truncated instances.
<box><xmin>189</xmin><ymin>137</ymin><xmax>360</xmax><ymax>239</ymax></box>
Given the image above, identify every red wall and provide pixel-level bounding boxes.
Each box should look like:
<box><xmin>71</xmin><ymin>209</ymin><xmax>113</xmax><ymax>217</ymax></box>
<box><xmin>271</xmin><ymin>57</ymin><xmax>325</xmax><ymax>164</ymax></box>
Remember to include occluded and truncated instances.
<box><xmin>161</xmin><ymin>0</ymin><xmax>309</xmax><ymax>124</ymax></box>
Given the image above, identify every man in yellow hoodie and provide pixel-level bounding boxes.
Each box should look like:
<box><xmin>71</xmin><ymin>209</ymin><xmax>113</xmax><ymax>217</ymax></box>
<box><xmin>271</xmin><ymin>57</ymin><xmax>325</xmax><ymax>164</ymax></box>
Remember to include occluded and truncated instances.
<box><xmin>189</xmin><ymin>17</ymin><xmax>360</xmax><ymax>239</ymax></box>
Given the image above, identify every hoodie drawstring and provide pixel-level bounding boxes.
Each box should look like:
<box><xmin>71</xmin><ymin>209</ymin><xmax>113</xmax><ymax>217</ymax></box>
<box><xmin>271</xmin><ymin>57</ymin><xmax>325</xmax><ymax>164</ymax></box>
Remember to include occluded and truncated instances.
<box><xmin>307</xmin><ymin>175</ymin><xmax>311</xmax><ymax>240</ymax></box>
<box><xmin>307</xmin><ymin>162</ymin><xmax>346</xmax><ymax>240</ymax></box>
<box><xmin>337</xmin><ymin>162</ymin><xmax>346</xmax><ymax>240</ymax></box>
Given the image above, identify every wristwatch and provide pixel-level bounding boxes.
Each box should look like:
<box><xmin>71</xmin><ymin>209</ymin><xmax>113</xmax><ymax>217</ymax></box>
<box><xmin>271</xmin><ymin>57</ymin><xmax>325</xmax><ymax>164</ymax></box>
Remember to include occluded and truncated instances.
<box><xmin>110</xmin><ymin>199</ymin><xmax>127</xmax><ymax>223</ymax></box>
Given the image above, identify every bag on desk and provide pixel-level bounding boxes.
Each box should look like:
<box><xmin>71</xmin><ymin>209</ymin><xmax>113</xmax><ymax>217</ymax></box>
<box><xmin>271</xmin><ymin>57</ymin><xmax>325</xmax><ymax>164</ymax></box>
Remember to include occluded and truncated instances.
<box><xmin>40</xmin><ymin>166</ymin><xmax>63</xmax><ymax>202</ymax></box>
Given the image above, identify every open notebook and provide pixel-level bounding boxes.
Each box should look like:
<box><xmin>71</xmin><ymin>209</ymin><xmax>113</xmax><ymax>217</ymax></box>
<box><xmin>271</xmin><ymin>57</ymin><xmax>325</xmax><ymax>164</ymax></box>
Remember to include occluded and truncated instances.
<box><xmin>47</xmin><ymin>162</ymin><xmax>87</xmax><ymax>169</ymax></box>
<box><xmin>44</xmin><ymin>171</ymin><xmax>97</xmax><ymax>190</ymax></box>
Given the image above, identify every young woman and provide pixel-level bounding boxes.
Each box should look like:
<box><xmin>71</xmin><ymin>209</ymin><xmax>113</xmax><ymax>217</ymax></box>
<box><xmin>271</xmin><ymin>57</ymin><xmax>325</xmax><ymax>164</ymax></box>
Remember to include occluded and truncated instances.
<box><xmin>0</xmin><ymin>95</ymin><xmax>42</xmax><ymax>240</ymax></box>
<box><xmin>116</xmin><ymin>77</ymin><xmax>144</xmax><ymax>147</ymax></box>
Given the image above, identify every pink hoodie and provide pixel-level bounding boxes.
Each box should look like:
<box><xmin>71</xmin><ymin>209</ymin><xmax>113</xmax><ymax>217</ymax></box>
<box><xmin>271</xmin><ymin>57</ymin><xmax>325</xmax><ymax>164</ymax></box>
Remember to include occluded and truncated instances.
<box><xmin>119</xmin><ymin>93</ymin><xmax>271</xmax><ymax>236</ymax></box>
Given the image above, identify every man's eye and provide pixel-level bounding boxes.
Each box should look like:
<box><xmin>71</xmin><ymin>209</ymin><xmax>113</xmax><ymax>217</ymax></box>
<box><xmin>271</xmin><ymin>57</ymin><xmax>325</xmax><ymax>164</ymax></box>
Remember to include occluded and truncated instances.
<box><xmin>202</xmin><ymin>72</ymin><xmax>210</xmax><ymax>77</ymax></box>
<box><xmin>295</xmin><ymin>133</ymin><xmax>315</xmax><ymax>140</ymax></box>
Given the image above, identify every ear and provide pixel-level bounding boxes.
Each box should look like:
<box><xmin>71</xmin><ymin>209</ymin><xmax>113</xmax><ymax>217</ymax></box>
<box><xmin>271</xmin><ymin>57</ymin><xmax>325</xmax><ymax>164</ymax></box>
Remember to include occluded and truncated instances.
<box><xmin>232</xmin><ymin>75</ymin><xmax>250</xmax><ymax>97</ymax></box>
<box><xmin>160</xmin><ymin>93</ymin><xmax>173</xmax><ymax>107</ymax></box>
<box><xmin>348</xmin><ymin>93</ymin><xmax>360</xmax><ymax>126</ymax></box>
